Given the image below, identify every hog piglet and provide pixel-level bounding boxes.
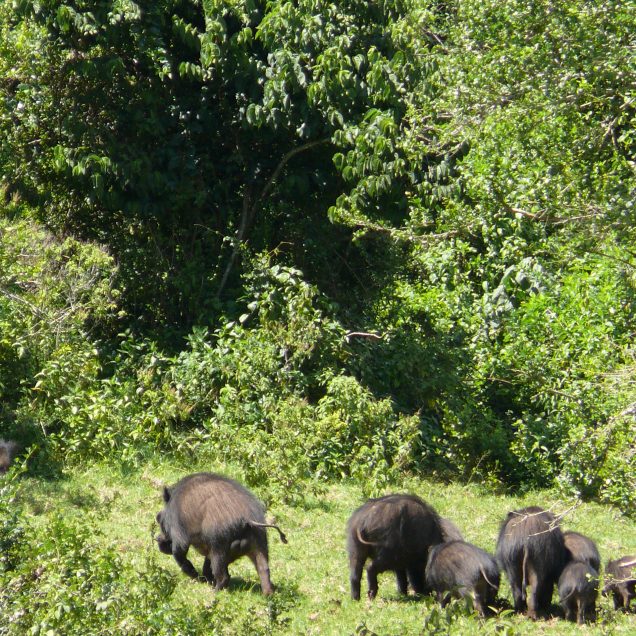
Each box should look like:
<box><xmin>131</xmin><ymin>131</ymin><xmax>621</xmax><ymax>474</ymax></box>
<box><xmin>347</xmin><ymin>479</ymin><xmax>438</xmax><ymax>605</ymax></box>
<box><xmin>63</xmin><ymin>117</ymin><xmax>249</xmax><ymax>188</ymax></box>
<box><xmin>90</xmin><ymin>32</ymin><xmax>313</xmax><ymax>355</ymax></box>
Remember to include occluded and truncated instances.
<box><xmin>604</xmin><ymin>555</ymin><xmax>636</xmax><ymax>611</ymax></box>
<box><xmin>426</xmin><ymin>540</ymin><xmax>500</xmax><ymax>617</ymax></box>
<box><xmin>558</xmin><ymin>561</ymin><xmax>598</xmax><ymax>624</ymax></box>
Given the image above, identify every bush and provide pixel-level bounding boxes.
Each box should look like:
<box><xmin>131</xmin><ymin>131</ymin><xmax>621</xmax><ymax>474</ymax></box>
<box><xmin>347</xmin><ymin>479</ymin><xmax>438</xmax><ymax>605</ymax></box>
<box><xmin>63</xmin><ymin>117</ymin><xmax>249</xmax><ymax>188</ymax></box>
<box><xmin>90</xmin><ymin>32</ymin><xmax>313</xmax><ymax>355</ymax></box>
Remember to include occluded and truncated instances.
<box><xmin>24</xmin><ymin>334</ymin><xmax>190</xmax><ymax>463</ymax></box>
<box><xmin>172</xmin><ymin>259</ymin><xmax>422</xmax><ymax>501</ymax></box>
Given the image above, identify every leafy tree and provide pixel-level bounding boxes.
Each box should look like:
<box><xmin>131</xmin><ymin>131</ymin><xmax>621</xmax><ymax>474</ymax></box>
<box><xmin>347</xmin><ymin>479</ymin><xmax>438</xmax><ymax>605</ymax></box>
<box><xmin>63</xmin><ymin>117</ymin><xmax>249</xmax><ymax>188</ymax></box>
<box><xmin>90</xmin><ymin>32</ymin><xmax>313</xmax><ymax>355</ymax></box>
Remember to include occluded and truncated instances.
<box><xmin>1</xmin><ymin>0</ymin><xmax>446</xmax><ymax>330</ymax></box>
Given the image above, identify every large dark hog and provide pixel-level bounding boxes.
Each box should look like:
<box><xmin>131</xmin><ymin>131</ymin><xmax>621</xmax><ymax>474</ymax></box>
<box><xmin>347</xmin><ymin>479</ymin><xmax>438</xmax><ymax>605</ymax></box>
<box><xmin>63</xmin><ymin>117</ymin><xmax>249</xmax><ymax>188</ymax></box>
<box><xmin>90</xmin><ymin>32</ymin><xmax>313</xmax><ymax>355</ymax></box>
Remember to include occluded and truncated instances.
<box><xmin>563</xmin><ymin>530</ymin><xmax>601</xmax><ymax>571</ymax></box>
<box><xmin>496</xmin><ymin>506</ymin><xmax>567</xmax><ymax>619</ymax></box>
<box><xmin>155</xmin><ymin>473</ymin><xmax>287</xmax><ymax>595</ymax></box>
<box><xmin>0</xmin><ymin>440</ymin><xmax>19</xmax><ymax>474</ymax></box>
<box><xmin>425</xmin><ymin>540</ymin><xmax>500</xmax><ymax>617</ymax></box>
<box><xmin>346</xmin><ymin>493</ymin><xmax>443</xmax><ymax>600</ymax></box>
<box><xmin>604</xmin><ymin>555</ymin><xmax>636</xmax><ymax>610</ymax></box>
<box><xmin>558</xmin><ymin>561</ymin><xmax>598</xmax><ymax>624</ymax></box>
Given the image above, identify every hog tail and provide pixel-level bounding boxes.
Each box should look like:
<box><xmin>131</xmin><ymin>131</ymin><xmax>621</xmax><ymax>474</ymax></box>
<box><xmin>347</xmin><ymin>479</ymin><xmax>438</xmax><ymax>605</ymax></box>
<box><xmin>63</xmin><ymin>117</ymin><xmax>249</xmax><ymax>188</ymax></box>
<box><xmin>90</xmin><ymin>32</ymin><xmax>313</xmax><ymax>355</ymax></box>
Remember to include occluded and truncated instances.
<box><xmin>480</xmin><ymin>565</ymin><xmax>498</xmax><ymax>590</ymax></box>
<box><xmin>356</xmin><ymin>528</ymin><xmax>377</xmax><ymax>546</ymax></box>
<box><xmin>249</xmin><ymin>521</ymin><xmax>288</xmax><ymax>544</ymax></box>
<box><xmin>521</xmin><ymin>545</ymin><xmax>528</xmax><ymax>602</ymax></box>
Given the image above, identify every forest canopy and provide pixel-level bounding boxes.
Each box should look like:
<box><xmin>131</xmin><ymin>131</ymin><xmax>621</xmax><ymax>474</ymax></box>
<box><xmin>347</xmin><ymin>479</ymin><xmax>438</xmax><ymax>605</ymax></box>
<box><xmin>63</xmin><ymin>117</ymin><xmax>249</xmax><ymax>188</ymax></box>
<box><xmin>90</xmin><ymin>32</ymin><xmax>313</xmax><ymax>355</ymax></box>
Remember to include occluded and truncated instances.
<box><xmin>0</xmin><ymin>0</ymin><xmax>635</xmax><ymax>512</ymax></box>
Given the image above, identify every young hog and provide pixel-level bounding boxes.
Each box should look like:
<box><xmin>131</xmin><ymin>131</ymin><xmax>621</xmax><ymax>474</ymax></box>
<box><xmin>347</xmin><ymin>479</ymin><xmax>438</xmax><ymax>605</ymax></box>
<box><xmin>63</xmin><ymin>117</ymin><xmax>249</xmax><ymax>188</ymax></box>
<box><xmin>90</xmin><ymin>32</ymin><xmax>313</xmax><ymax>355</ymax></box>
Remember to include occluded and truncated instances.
<box><xmin>440</xmin><ymin>517</ymin><xmax>464</xmax><ymax>543</ymax></box>
<box><xmin>0</xmin><ymin>440</ymin><xmax>19</xmax><ymax>474</ymax></box>
<box><xmin>346</xmin><ymin>493</ymin><xmax>443</xmax><ymax>600</ymax></box>
<box><xmin>604</xmin><ymin>555</ymin><xmax>636</xmax><ymax>610</ymax></box>
<box><xmin>155</xmin><ymin>472</ymin><xmax>287</xmax><ymax>595</ymax></box>
<box><xmin>558</xmin><ymin>561</ymin><xmax>599</xmax><ymax>624</ymax></box>
<box><xmin>563</xmin><ymin>530</ymin><xmax>601</xmax><ymax>571</ymax></box>
<box><xmin>426</xmin><ymin>540</ymin><xmax>500</xmax><ymax>617</ymax></box>
<box><xmin>496</xmin><ymin>506</ymin><xmax>567</xmax><ymax>619</ymax></box>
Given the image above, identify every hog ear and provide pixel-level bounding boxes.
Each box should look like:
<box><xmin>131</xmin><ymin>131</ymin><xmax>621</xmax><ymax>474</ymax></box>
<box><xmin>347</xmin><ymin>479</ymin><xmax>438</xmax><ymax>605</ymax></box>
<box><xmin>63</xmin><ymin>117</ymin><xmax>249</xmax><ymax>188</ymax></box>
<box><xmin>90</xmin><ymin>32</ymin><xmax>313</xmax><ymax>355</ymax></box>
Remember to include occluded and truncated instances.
<box><xmin>163</xmin><ymin>486</ymin><xmax>171</xmax><ymax>503</ymax></box>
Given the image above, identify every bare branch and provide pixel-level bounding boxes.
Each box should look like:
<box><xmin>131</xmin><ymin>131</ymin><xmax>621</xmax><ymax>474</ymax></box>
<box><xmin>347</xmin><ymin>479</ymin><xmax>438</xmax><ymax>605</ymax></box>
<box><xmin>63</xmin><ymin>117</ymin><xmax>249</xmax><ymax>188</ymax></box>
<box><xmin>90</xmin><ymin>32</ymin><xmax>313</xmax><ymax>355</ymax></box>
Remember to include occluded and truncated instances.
<box><xmin>0</xmin><ymin>286</ymin><xmax>46</xmax><ymax>320</ymax></box>
<box><xmin>350</xmin><ymin>219</ymin><xmax>461</xmax><ymax>245</ymax></box>
<box><xmin>584</xmin><ymin>249</ymin><xmax>636</xmax><ymax>270</ymax></box>
<box><xmin>344</xmin><ymin>331</ymin><xmax>384</xmax><ymax>343</ymax></box>
<box><xmin>257</xmin><ymin>138</ymin><xmax>331</xmax><ymax>206</ymax></box>
<box><xmin>506</xmin><ymin>502</ymin><xmax>581</xmax><ymax>537</ymax></box>
<box><xmin>217</xmin><ymin>139</ymin><xmax>331</xmax><ymax>299</ymax></box>
<box><xmin>217</xmin><ymin>185</ymin><xmax>253</xmax><ymax>299</ymax></box>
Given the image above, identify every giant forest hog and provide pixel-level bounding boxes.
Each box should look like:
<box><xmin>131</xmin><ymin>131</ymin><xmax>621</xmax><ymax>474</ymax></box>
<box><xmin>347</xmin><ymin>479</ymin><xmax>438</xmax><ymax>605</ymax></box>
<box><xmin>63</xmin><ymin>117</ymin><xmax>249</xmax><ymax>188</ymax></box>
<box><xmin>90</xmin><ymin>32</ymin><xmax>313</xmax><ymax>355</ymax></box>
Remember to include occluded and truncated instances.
<box><xmin>425</xmin><ymin>540</ymin><xmax>500</xmax><ymax>617</ymax></box>
<box><xmin>495</xmin><ymin>506</ymin><xmax>567</xmax><ymax>619</ymax></box>
<box><xmin>558</xmin><ymin>561</ymin><xmax>598</xmax><ymax>624</ymax></box>
<box><xmin>604</xmin><ymin>555</ymin><xmax>636</xmax><ymax>611</ymax></box>
<box><xmin>346</xmin><ymin>494</ymin><xmax>444</xmax><ymax>600</ymax></box>
<box><xmin>0</xmin><ymin>440</ymin><xmax>19</xmax><ymax>474</ymax></box>
<box><xmin>155</xmin><ymin>472</ymin><xmax>287</xmax><ymax>595</ymax></box>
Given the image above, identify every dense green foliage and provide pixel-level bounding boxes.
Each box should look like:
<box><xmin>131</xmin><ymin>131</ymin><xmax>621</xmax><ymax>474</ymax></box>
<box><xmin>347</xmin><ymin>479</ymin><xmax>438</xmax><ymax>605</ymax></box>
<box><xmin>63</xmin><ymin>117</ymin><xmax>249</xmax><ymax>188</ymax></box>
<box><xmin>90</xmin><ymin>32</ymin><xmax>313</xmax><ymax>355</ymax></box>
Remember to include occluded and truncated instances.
<box><xmin>1</xmin><ymin>0</ymin><xmax>635</xmax><ymax>519</ymax></box>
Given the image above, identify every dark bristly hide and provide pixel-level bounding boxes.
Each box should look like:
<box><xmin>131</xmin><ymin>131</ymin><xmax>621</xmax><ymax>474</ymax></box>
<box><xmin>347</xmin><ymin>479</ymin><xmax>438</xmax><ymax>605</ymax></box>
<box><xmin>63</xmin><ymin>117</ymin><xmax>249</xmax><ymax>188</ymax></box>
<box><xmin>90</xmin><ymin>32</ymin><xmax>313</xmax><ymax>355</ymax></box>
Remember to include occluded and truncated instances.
<box><xmin>440</xmin><ymin>517</ymin><xmax>464</xmax><ymax>543</ymax></box>
<box><xmin>346</xmin><ymin>493</ymin><xmax>443</xmax><ymax>600</ymax></box>
<box><xmin>495</xmin><ymin>506</ymin><xmax>567</xmax><ymax>620</ymax></box>
<box><xmin>155</xmin><ymin>472</ymin><xmax>287</xmax><ymax>595</ymax></box>
<box><xmin>558</xmin><ymin>561</ymin><xmax>599</xmax><ymax>624</ymax></box>
<box><xmin>426</xmin><ymin>540</ymin><xmax>500</xmax><ymax>617</ymax></box>
<box><xmin>563</xmin><ymin>530</ymin><xmax>601</xmax><ymax>571</ymax></box>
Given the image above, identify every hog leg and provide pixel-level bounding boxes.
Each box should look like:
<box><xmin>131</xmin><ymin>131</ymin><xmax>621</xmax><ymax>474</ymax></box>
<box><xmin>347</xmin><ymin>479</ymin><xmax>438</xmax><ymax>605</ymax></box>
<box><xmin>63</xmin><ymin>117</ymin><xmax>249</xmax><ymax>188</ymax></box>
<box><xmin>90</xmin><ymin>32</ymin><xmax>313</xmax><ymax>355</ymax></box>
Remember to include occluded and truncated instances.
<box><xmin>367</xmin><ymin>561</ymin><xmax>380</xmax><ymax>599</ymax></box>
<box><xmin>395</xmin><ymin>569</ymin><xmax>408</xmax><ymax>595</ymax></box>
<box><xmin>439</xmin><ymin>591</ymin><xmax>452</xmax><ymax>608</ymax></box>
<box><xmin>250</xmin><ymin>549</ymin><xmax>274</xmax><ymax>596</ymax></box>
<box><xmin>536</xmin><ymin>573</ymin><xmax>556</xmax><ymax>616</ymax></box>
<box><xmin>202</xmin><ymin>557</ymin><xmax>215</xmax><ymax>585</ymax></box>
<box><xmin>406</xmin><ymin>562</ymin><xmax>426</xmax><ymax>594</ymax></box>
<box><xmin>526</xmin><ymin>574</ymin><xmax>540</xmax><ymax>621</ymax></box>
<box><xmin>576</xmin><ymin>597</ymin><xmax>586</xmax><ymax>625</ymax></box>
<box><xmin>473</xmin><ymin>584</ymin><xmax>489</xmax><ymax>618</ymax></box>
<box><xmin>172</xmin><ymin>545</ymin><xmax>199</xmax><ymax>580</ymax></box>
<box><xmin>349</xmin><ymin>552</ymin><xmax>365</xmax><ymax>601</ymax></box>
<box><xmin>209</xmin><ymin>549</ymin><xmax>231</xmax><ymax>591</ymax></box>
<box><xmin>508</xmin><ymin>562</ymin><xmax>525</xmax><ymax>613</ymax></box>
<box><xmin>562</xmin><ymin>598</ymin><xmax>575</xmax><ymax>622</ymax></box>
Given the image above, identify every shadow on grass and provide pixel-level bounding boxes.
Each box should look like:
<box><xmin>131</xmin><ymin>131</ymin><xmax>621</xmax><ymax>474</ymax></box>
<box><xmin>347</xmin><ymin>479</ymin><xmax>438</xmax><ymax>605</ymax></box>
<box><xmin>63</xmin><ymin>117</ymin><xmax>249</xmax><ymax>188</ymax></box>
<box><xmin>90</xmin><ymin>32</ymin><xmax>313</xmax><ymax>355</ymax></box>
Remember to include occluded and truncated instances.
<box><xmin>383</xmin><ymin>592</ymin><xmax>435</xmax><ymax>605</ymax></box>
<box><xmin>223</xmin><ymin>576</ymin><xmax>303</xmax><ymax>599</ymax></box>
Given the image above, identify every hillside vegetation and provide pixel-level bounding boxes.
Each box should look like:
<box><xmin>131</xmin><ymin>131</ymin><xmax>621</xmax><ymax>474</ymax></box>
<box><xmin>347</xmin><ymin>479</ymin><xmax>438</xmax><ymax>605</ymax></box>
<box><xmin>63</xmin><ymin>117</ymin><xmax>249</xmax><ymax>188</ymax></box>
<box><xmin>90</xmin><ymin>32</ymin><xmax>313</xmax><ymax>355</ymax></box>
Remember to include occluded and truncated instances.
<box><xmin>0</xmin><ymin>0</ymin><xmax>635</xmax><ymax>632</ymax></box>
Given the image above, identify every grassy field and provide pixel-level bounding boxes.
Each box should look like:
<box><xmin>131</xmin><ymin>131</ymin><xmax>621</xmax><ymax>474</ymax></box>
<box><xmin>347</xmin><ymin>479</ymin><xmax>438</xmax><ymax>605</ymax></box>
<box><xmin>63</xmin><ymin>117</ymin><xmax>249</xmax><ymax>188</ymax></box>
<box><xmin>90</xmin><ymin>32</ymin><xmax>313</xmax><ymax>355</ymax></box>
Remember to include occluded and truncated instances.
<box><xmin>7</xmin><ymin>458</ymin><xmax>636</xmax><ymax>635</ymax></box>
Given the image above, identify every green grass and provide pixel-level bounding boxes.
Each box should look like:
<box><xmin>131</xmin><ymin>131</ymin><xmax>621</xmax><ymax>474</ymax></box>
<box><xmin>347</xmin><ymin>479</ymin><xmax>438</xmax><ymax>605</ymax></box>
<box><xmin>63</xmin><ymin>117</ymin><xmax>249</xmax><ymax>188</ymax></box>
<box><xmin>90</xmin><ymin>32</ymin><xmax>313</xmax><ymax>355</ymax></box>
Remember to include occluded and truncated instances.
<box><xmin>6</xmin><ymin>458</ymin><xmax>636</xmax><ymax>635</ymax></box>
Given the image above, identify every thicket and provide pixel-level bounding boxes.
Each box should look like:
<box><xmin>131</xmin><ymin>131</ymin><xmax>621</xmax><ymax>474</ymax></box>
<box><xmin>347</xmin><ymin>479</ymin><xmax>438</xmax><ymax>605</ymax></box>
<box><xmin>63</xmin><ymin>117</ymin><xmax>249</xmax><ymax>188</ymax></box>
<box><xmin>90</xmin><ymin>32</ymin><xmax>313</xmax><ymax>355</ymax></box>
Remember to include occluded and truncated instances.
<box><xmin>0</xmin><ymin>0</ymin><xmax>634</xmax><ymax>512</ymax></box>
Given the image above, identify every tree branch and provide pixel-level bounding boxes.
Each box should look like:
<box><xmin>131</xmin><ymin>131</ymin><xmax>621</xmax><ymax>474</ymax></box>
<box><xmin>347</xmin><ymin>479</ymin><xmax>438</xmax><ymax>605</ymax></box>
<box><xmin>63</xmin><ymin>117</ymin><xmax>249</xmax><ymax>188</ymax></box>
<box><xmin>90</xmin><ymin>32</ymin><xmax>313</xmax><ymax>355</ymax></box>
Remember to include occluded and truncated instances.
<box><xmin>217</xmin><ymin>138</ymin><xmax>331</xmax><ymax>299</ymax></box>
<box><xmin>257</xmin><ymin>138</ymin><xmax>331</xmax><ymax>206</ymax></box>
<box><xmin>344</xmin><ymin>331</ymin><xmax>384</xmax><ymax>342</ymax></box>
<box><xmin>0</xmin><ymin>286</ymin><xmax>46</xmax><ymax>320</ymax></box>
